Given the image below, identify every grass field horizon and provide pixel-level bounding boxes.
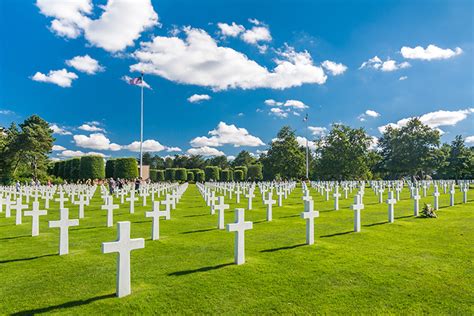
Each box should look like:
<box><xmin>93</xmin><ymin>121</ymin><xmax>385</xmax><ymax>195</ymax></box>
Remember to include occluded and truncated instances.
<box><xmin>1</xmin><ymin>183</ymin><xmax>473</xmax><ymax>314</ymax></box>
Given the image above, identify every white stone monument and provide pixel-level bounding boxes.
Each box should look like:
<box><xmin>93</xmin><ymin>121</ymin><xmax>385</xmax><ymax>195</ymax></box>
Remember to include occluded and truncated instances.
<box><xmin>226</xmin><ymin>208</ymin><xmax>253</xmax><ymax>265</ymax></box>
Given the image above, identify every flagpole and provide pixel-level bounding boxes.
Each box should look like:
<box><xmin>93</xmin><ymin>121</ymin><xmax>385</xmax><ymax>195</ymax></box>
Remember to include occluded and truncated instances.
<box><xmin>305</xmin><ymin>113</ymin><xmax>309</xmax><ymax>180</ymax></box>
<box><xmin>139</xmin><ymin>74</ymin><xmax>144</xmax><ymax>178</ymax></box>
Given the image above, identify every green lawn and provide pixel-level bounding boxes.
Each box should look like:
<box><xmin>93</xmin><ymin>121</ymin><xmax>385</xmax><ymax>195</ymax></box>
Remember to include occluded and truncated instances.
<box><xmin>1</xmin><ymin>184</ymin><xmax>473</xmax><ymax>314</ymax></box>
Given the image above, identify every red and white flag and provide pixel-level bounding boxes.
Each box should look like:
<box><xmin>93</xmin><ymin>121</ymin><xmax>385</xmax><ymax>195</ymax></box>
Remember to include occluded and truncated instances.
<box><xmin>129</xmin><ymin>77</ymin><xmax>143</xmax><ymax>85</ymax></box>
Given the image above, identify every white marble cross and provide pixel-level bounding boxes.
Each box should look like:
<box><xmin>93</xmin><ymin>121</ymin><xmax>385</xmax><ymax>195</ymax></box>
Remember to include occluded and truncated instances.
<box><xmin>226</xmin><ymin>208</ymin><xmax>253</xmax><ymax>265</ymax></box>
<box><xmin>449</xmin><ymin>185</ymin><xmax>455</xmax><ymax>206</ymax></box>
<box><xmin>333</xmin><ymin>186</ymin><xmax>341</xmax><ymax>210</ymax></box>
<box><xmin>74</xmin><ymin>195</ymin><xmax>87</xmax><ymax>219</ymax></box>
<box><xmin>433</xmin><ymin>186</ymin><xmax>440</xmax><ymax>210</ymax></box>
<box><xmin>126</xmin><ymin>190</ymin><xmax>138</xmax><ymax>214</ymax></box>
<box><xmin>263</xmin><ymin>192</ymin><xmax>276</xmax><ymax>221</ymax></box>
<box><xmin>235</xmin><ymin>186</ymin><xmax>242</xmax><ymax>204</ymax></box>
<box><xmin>350</xmin><ymin>194</ymin><xmax>364</xmax><ymax>232</ymax></box>
<box><xmin>145</xmin><ymin>201</ymin><xmax>168</xmax><ymax>240</ymax></box>
<box><xmin>49</xmin><ymin>208</ymin><xmax>79</xmax><ymax>255</ymax></box>
<box><xmin>24</xmin><ymin>201</ymin><xmax>47</xmax><ymax>236</ymax></box>
<box><xmin>378</xmin><ymin>189</ymin><xmax>384</xmax><ymax>204</ymax></box>
<box><xmin>14</xmin><ymin>197</ymin><xmax>28</xmax><ymax>225</ymax></box>
<box><xmin>102</xmin><ymin>221</ymin><xmax>145</xmax><ymax>298</ymax></box>
<box><xmin>209</xmin><ymin>191</ymin><xmax>217</xmax><ymax>215</ymax></box>
<box><xmin>276</xmin><ymin>189</ymin><xmax>284</xmax><ymax>207</ymax></box>
<box><xmin>246</xmin><ymin>190</ymin><xmax>255</xmax><ymax>210</ymax></box>
<box><xmin>386</xmin><ymin>191</ymin><xmax>397</xmax><ymax>223</ymax></box>
<box><xmin>55</xmin><ymin>191</ymin><xmax>68</xmax><ymax>209</ymax></box>
<box><xmin>4</xmin><ymin>195</ymin><xmax>12</xmax><ymax>218</ymax></box>
<box><xmin>301</xmin><ymin>199</ymin><xmax>319</xmax><ymax>245</ymax></box>
<box><xmin>462</xmin><ymin>185</ymin><xmax>468</xmax><ymax>203</ymax></box>
<box><xmin>413</xmin><ymin>189</ymin><xmax>421</xmax><ymax>216</ymax></box>
<box><xmin>214</xmin><ymin>196</ymin><xmax>230</xmax><ymax>230</ymax></box>
<box><xmin>102</xmin><ymin>196</ymin><xmax>119</xmax><ymax>227</ymax></box>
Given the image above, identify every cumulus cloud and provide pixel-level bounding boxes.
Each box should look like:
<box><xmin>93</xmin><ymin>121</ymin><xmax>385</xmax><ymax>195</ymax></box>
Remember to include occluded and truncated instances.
<box><xmin>466</xmin><ymin>136</ymin><xmax>474</xmax><ymax>144</ymax></box>
<box><xmin>217</xmin><ymin>22</ymin><xmax>245</xmax><ymax>37</ymax></box>
<box><xmin>321</xmin><ymin>60</ymin><xmax>347</xmax><ymax>76</ymax></box>
<box><xmin>378</xmin><ymin>108</ymin><xmax>474</xmax><ymax>133</ymax></box>
<box><xmin>166</xmin><ymin>147</ymin><xmax>182</xmax><ymax>152</ymax></box>
<box><xmin>190</xmin><ymin>122</ymin><xmax>264</xmax><ymax>147</ymax></box>
<box><xmin>187</xmin><ymin>146</ymin><xmax>225</xmax><ymax>156</ymax></box>
<box><xmin>36</xmin><ymin>0</ymin><xmax>159</xmax><ymax>52</ymax></box>
<box><xmin>399</xmin><ymin>76</ymin><xmax>408</xmax><ymax>81</ymax></box>
<box><xmin>78</xmin><ymin>123</ymin><xmax>105</xmax><ymax>132</ymax></box>
<box><xmin>241</xmin><ymin>25</ymin><xmax>271</xmax><ymax>45</ymax></box>
<box><xmin>52</xmin><ymin>145</ymin><xmax>66</xmax><ymax>151</ymax></box>
<box><xmin>50</xmin><ymin>124</ymin><xmax>71</xmax><ymax>135</ymax></box>
<box><xmin>73</xmin><ymin>133</ymin><xmax>121</xmax><ymax>151</ymax></box>
<box><xmin>130</xmin><ymin>28</ymin><xmax>326</xmax><ymax>91</ymax></box>
<box><xmin>58</xmin><ymin>150</ymin><xmax>106</xmax><ymax>158</ymax></box>
<box><xmin>187</xmin><ymin>94</ymin><xmax>211</xmax><ymax>103</ymax></box>
<box><xmin>123</xmin><ymin>139</ymin><xmax>165</xmax><ymax>152</ymax></box>
<box><xmin>400</xmin><ymin>44</ymin><xmax>463</xmax><ymax>60</ymax></box>
<box><xmin>359</xmin><ymin>56</ymin><xmax>410</xmax><ymax>72</ymax></box>
<box><xmin>66</xmin><ymin>55</ymin><xmax>104</xmax><ymax>74</ymax></box>
<box><xmin>296</xmin><ymin>136</ymin><xmax>317</xmax><ymax>151</ymax></box>
<box><xmin>358</xmin><ymin>109</ymin><xmax>380</xmax><ymax>121</ymax></box>
<box><xmin>270</xmin><ymin>107</ymin><xmax>288</xmax><ymax>118</ymax></box>
<box><xmin>32</xmin><ymin>69</ymin><xmax>78</xmax><ymax>87</ymax></box>
<box><xmin>265</xmin><ymin>99</ymin><xmax>308</xmax><ymax>117</ymax></box>
<box><xmin>308</xmin><ymin>126</ymin><xmax>327</xmax><ymax>136</ymax></box>
<box><xmin>0</xmin><ymin>110</ymin><xmax>14</xmax><ymax>115</ymax></box>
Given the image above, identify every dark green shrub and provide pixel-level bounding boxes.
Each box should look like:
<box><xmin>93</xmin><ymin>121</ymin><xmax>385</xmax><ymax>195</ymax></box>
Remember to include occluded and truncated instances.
<box><xmin>247</xmin><ymin>164</ymin><xmax>263</xmax><ymax>181</ymax></box>
<box><xmin>114</xmin><ymin>158</ymin><xmax>138</xmax><ymax>179</ymax></box>
<box><xmin>165</xmin><ymin>168</ymin><xmax>176</xmax><ymax>181</ymax></box>
<box><xmin>150</xmin><ymin>169</ymin><xmax>158</xmax><ymax>182</ymax></box>
<box><xmin>52</xmin><ymin>162</ymin><xmax>59</xmax><ymax>177</ymax></box>
<box><xmin>57</xmin><ymin>160</ymin><xmax>65</xmax><ymax>179</ymax></box>
<box><xmin>234</xmin><ymin>170</ymin><xmax>244</xmax><ymax>182</ymax></box>
<box><xmin>64</xmin><ymin>159</ymin><xmax>73</xmax><ymax>180</ymax></box>
<box><xmin>187</xmin><ymin>171</ymin><xmax>195</xmax><ymax>182</ymax></box>
<box><xmin>205</xmin><ymin>166</ymin><xmax>220</xmax><ymax>181</ymax></box>
<box><xmin>79</xmin><ymin>156</ymin><xmax>105</xmax><ymax>180</ymax></box>
<box><xmin>220</xmin><ymin>169</ymin><xmax>232</xmax><ymax>182</ymax></box>
<box><xmin>105</xmin><ymin>159</ymin><xmax>116</xmax><ymax>178</ymax></box>
<box><xmin>196</xmin><ymin>170</ymin><xmax>205</xmax><ymax>182</ymax></box>
<box><xmin>175</xmin><ymin>168</ymin><xmax>187</xmax><ymax>182</ymax></box>
<box><xmin>70</xmin><ymin>158</ymin><xmax>81</xmax><ymax>181</ymax></box>
<box><xmin>156</xmin><ymin>170</ymin><xmax>165</xmax><ymax>181</ymax></box>
<box><xmin>234</xmin><ymin>166</ymin><xmax>248</xmax><ymax>179</ymax></box>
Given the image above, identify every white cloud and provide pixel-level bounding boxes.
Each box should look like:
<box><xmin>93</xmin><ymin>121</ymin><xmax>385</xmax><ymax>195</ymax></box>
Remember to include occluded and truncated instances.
<box><xmin>269</xmin><ymin>107</ymin><xmax>288</xmax><ymax>118</ymax></box>
<box><xmin>401</xmin><ymin>44</ymin><xmax>463</xmax><ymax>60</ymax></box>
<box><xmin>166</xmin><ymin>147</ymin><xmax>182</xmax><ymax>152</ymax></box>
<box><xmin>399</xmin><ymin>76</ymin><xmax>408</xmax><ymax>81</ymax></box>
<box><xmin>241</xmin><ymin>26</ymin><xmax>271</xmax><ymax>45</ymax></box>
<box><xmin>283</xmin><ymin>100</ymin><xmax>308</xmax><ymax>110</ymax></box>
<box><xmin>66</xmin><ymin>55</ymin><xmax>104</xmax><ymax>74</ymax></box>
<box><xmin>186</xmin><ymin>146</ymin><xmax>225</xmax><ymax>156</ymax></box>
<box><xmin>73</xmin><ymin>133</ymin><xmax>121</xmax><ymax>151</ymax></box>
<box><xmin>36</xmin><ymin>0</ymin><xmax>159</xmax><ymax>52</ymax></box>
<box><xmin>50</xmin><ymin>124</ymin><xmax>71</xmax><ymax>135</ymax></box>
<box><xmin>0</xmin><ymin>110</ymin><xmax>14</xmax><ymax>115</ymax></box>
<box><xmin>308</xmin><ymin>126</ymin><xmax>327</xmax><ymax>136</ymax></box>
<box><xmin>78</xmin><ymin>123</ymin><xmax>105</xmax><ymax>132</ymax></box>
<box><xmin>296</xmin><ymin>136</ymin><xmax>317</xmax><ymax>151</ymax></box>
<box><xmin>190</xmin><ymin>122</ymin><xmax>264</xmax><ymax>147</ymax></box>
<box><xmin>369</xmin><ymin>136</ymin><xmax>379</xmax><ymax>150</ymax></box>
<box><xmin>130</xmin><ymin>28</ymin><xmax>326</xmax><ymax>91</ymax></box>
<box><xmin>248</xmin><ymin>18</ymin><xmax>262</xmax><ymax>25</ymax></box>
<box><xmin>359</xmin><ymin>56</ymin><xmax>410</xmax><ymax>72</ymax></box>
<box><xmin>217</xmin><ymin>22</ymin><xmax>245</xmax><ymax>37</ymax></box>
<box><xmin>52</xmin><ymin>145</ymin><xmax>66</xmax><ymax>151</ymax></box>
<box><xmin>187</xmin><ymin>94</ymin><xmax>211</xmax><ymax>103</ymax></box>
<box><xmin>32</xmin><ymin>69</ymin><xmax>78</xmax><ymax>87</ymax></box>
<box><xmin>124</xmin><ymin>139</ymin><xmax>165</xmax><ymax>152</ymax></box>
<box><xmin>265</xmin><ymin>99</ymin><xmax>283</xmax><ymax>106</ymax></box>
<box><xmin>227</xmin><ymin>155</ymin><xmax>236</xmax><ymax>161</ymax></box>
<box><xmin>365</xmin><ymin>110</ymin><xmax>380</xmax><ymax>117</ymax></box>
<box><xmin>265</xmin><ymin>99</ymin><xmax>309</xmax><ymax>113</ymax></box>
<box><xmin>321</xmin><ymin>60</ymin><xmax>347</xmax><ymax>76</ymax></box>
<box><xmin>58</xmin><ymin>149</ymin><xmax>106</xmax><ymax>158</ymax></box>
<box><xmin>378</xmin><ymin>108</ymin><xmax>474</xmax><ymax>133</ymax></box>
<box><xmin>466</xmin><ymin>136</ymin><xmax>474</xmax><ymax>144</ymax></box>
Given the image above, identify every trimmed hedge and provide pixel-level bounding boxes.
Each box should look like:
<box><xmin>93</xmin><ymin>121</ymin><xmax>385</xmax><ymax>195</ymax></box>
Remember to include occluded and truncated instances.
<box><xmin>205</xmin><ymin>166</ymin><xmax>220</xmax><ymax>181</ymax></box>
<box><xmin>195</xmin><ymin>170</ymin><xmax>205</xmax><ymax>182</ymax></box>
<box><xmin>220</xmin><ymin>169</ymin><xmax>232</xmax><ymax>182</ymax></box>
<box><xmin>57</xmin><ymin>160</ymin><xmax>65</xmax><ymax>179</ymax></box>
<box><xmin>234</xmin><ymin>170</ymin><xmax>244</xmax><ymax>182</ymax></box>
<box><xmin>165</xmin><ymin>168</ymin><xmax>176</xmax><ymax>181</ymax></box>
<box><xmin>175</xmin><ymin>168</ymin><xmax>187</xmax><ymax>182</ymax></box>
<box><xmin>105</xmin><ymin>159</ymin><xmax>116</xmax><ymax>178</ymax></box>
<box><xmin>156</xmin><ymin>170</ymin><xmax>165</xmax><ymax>181</ymax></box>
<box><xmin>187</xmin><ymin>171</ymin><xmax>194</xmax><ymax>182</ymax></box>
<box><xmin>70</xmin><ymin>158</ymin><xmax>81</xmax><ymax>181</ymax></box>
<box><xmin>234</xmin><ymin>166</ymin><xmax>248</xmax><ymax>180</ymax></box>
<box><xmin>150</xmin><ymin>169</ymin><xmax>158</xmax><ymax>182</ymax></box>
<box><xmin>80</xmin><ymin>156</ymin><xmax>105</xmax><ymax>179</ymax></box>
<box><xmin>52</xmin><ymin>162</ymin><xmax>59</xmax><ymax>177</ymax></box>
<box><xmin>64</xmin><ymin>159</ymin><xmax>73</xmax><ymax>180</ymax></box>
<box><xmin>247</xmin><ymin>164</ymin><xmax>263</xmax><ymax>181</ymax></box>
<box><xmin>114</xmin><ymin>158</ymin><xmax>138</xmax><ymax>179</ymax></box>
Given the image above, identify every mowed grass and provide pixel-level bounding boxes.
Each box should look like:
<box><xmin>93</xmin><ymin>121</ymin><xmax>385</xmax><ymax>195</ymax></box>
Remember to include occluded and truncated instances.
<box><xmin>0</xmin><ymin>184</ymin><xmax>473</xmax><ymax>314</ymax></box>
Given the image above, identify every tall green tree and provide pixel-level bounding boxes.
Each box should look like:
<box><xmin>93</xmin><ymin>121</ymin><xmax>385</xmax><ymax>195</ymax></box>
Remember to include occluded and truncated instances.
<box><xmin>378</xmin><ymin>118</ymin><xmax>440</xmax><ymax>179</ymax></box>
<box><xmin>231</xmin><ymin>150</ymin><xmax>256</xmax><ymax>167</ymax></box>
<box><xmin>207</xmin><ymin>155</ymin><xmax>228</xmax><ymax>169</ymax></box>
<box><xmin>313</xmin><ymin>124</ymin><xmax>372</xmax><ymax>180</ymax></box>
<box><xmin>437</xmin><ymin>135</ymin><xmax>473</xmax><ymax>179</ymax></box>
<box><xmin>261</xmin><ymin>126</ymin><xmax>305</xmax><ymax>180</ymax></box>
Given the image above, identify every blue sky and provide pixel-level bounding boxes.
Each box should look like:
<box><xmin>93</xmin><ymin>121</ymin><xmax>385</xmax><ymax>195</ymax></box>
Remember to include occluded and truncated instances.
<box><xmin>1</xmin><ymin>0</ymin><xmax>473</xmax><ymax>160</ymax></box>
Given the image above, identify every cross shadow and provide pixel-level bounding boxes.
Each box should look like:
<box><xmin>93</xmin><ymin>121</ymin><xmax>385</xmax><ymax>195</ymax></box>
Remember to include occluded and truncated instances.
<box><xmin>260</xmin><ymin>243</ymin><xmax>306</xmax><ymax>253</ymax></box>
<box><xmin>0</xmin><ymin>253</ymin><xmax>56</xmax><ymax>264</ymax></box>
<box><xmin>0</xmin><ymin>235</ymin><xmax>31</xmax><ymax>241</ymax></box>
<box><xmin>12</xmin><ymin>293</ymin><xmax>116</xmax><ymax>315</ymax></box>
<box><xmin>253</xmin><ymin>220</ymin><xmax>267</xmax><ymax>224</ymax></box>
<box><xmin>279</xmin><ymin>214</ymin><xmax>299</xmax><ymax>219</ymax></box>
<box><xmin>183</xmin><ymin>214</ymin><xmax>208</xmax><ymax>218</ymax></box>
<box><xmin>168</xmin><ymin>263</ymin><xmax>233</xmax><ymax>276</ymax></box>
<box><xmin>363</xmin><ymin>221</ymin><xmax>386</xmax><ymax>227</ymax></box>
<box><xmin>180</xmin><ymin>228</ymin><xmax>215</xmax><ymax>234</ymax></box>
<box><xmin>320</xmin><ymin>231</ymin><xmax>353</xmax><ymax>238</ymax></box>
<box><xmin>395</xmin><ymin>215</ymin><xmax>413</xmax><ymax>219</ymax></box>
<box><xmin>71</xmin><ymin>226</ymin><xmax>101</xmax><ymax>232</ymax></box>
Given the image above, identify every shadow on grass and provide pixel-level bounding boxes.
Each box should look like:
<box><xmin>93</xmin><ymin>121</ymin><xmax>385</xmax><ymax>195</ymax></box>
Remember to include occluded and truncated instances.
<box><xmin>320</xmin><ymin>231</ymin><xmax>353</xmax><ymax>238</ymax></box>
<box><xmin>0</xmin><ymin>253</ymin><xmax>56</xmax><ymax>264</ymax></box>
<box><xmin>395</xmin><ymin>215</ymin><xmax>413</xmax><ymax>220</ymax></box>
<box><xmin>180</xmin><ymin>228</ymin><xmax>215</xmax><ymax>234</ymax></box>
<box><xmin>182</xmin><ymin>213</ymin><xmax>208</xmax><ymax>218</ymax></box>
<box><xmin>363</xmin><ymin>221</ymin><xmax>386</xmax><ymax>227</ymax></box>
<box><xmin>0</xmin><ymin>235</ymin><xmax>31</xmax><ymax>241</ymax></box>
<box><xmin>168</xmin><ymin>263</ymin><xmax>233</xmax><ymax>276</ymax></box>
<box><xmin>12</xmin><ymin>293</ymin><xmax>116</xmax><ymax>315</ymax></box>
<box><xmin>260</xmin><ymin>243</ymin><xmax>306</xmax><ymax>253</ymax></box>
<box><xmin>279</xmin><ymin>214</ymin><xmax>299</xmax><ymax>219</ymax></box>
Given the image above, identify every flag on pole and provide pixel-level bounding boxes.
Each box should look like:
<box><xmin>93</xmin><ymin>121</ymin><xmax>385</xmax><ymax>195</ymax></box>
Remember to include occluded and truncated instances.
<box><xmin>303</xmin><ymin>113</ymin><xmax>308</xmax><ymax>122</ymax></box>
<box><xmin>129</xmin><ymin>76</ymin><xmax>143</xmax><ymax>85</ymax></box>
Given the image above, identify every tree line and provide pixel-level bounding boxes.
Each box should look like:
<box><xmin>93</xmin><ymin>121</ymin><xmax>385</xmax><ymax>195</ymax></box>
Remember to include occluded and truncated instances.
<box><xmin>1</xmin><ymin>115</ymin><xmax>472</xmax><ymax>184</ymax></box>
